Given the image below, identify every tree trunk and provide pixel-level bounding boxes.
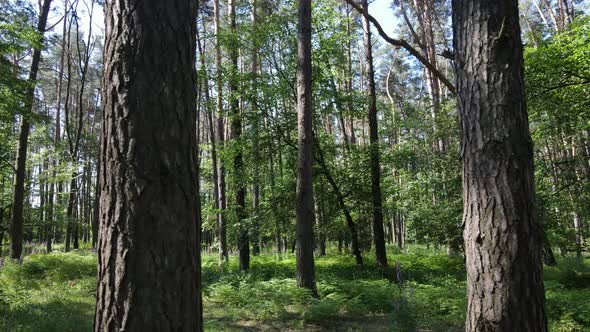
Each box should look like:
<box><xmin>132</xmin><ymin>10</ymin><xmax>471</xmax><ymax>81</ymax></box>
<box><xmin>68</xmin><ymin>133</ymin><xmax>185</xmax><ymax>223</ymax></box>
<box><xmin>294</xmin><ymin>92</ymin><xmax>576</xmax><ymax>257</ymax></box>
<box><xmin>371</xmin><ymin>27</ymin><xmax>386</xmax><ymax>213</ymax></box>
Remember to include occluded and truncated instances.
<box><xmin>65</xmin><ymin>176</ymin><xmax>76</xmax><ymax>251</ymax></box>
<box><xmin>251</xmin><ymin>0</ymin><xmax>261</xmax><ymax>257</ymax></box>
<box><xmin>92</xmin><ymin>139</ymin><xmax>100</xmax><ymax>247</ymax></box>
<box><xmin>268</xmin><ymin>122</ymin><xmax>282</xmax><ymax>256</ymax></box>
<box><xmin>295</xmin><ymin>0</ymin><xmax>317</xmax><ymax>293</ymax></box>
<box><xmin>228</xmin><ymin>0</ymin><xmax>249</xmax><ymax>272</ymax></box>
<box><xmin>453</xmin><ymin>0</ymin><xmax>547</xmax><ymax>330</ymax></box>
<box><xmin>362</xmin><ymin>0</ymin><xmax>387</xmax><ymax>268</ymax></box>
<box><xmin>213</xmin><ymin>0</ymin><xmax>228</xmax><ymax>265</ymax></box>
<box><xmin>47</xmin><ymin>3</ymin><xmax>68</xmax><ymax>253</ymax></box>
<box><xmin>316</xmin><ymin>143</ymin><xmax>363</xmax><ymax>265</ymax></box>
<box><xmin>94</xmin><ymin>0</ymin><xmax>202</xmax><ymax>330</ymax></box>
<box><xmin>196</xmin><ymin>8</ymin><xmax>221</xmax><ymax>264</ymax></box>
<box><xmin>315</xmin><ymin>190</ymin><xmax>326</xmax><ymax>256</ymax></box>
<box><xmin>10</xmin><ymin>0</ymin><xmax>52</xmax><ymax>260</ymax></box>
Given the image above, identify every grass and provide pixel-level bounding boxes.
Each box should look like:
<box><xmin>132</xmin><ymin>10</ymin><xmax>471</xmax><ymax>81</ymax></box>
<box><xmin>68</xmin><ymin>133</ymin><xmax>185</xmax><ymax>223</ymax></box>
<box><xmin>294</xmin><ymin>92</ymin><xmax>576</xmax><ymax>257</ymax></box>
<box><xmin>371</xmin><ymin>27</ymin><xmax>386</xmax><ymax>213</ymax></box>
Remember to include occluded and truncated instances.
<box><xmin>0</xmin><ymin>247</ymin><xmax>588</xmax><ymax>331</ymax></box>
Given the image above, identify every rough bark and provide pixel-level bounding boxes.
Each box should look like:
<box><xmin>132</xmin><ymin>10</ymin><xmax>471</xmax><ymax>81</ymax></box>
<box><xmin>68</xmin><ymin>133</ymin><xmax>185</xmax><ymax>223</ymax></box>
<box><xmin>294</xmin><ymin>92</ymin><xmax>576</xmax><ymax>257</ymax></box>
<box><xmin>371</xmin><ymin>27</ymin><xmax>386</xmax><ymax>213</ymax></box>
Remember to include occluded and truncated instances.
<box><xmin>9</xmin><ymin>0</ymin><xmax>52</xmax><ymax>260</ymax></box>
<box><xmin>94</xmin><ymin>0</ymin><xmax>202</xmax><ymax>330</ymax></box>
<box><xmin>453</xmin><ymin>0</ymin><xmax>547</xmax><ymax>330</ymax></box>
<box><xmin>362</xmin><ymin>0</ymin><xmax>387</xmax><ymax>268</ymax></box>
<box><xmin>295</xmin><ymin>0</ymin><xmax>317</xmax><ymax>292</ymax></box>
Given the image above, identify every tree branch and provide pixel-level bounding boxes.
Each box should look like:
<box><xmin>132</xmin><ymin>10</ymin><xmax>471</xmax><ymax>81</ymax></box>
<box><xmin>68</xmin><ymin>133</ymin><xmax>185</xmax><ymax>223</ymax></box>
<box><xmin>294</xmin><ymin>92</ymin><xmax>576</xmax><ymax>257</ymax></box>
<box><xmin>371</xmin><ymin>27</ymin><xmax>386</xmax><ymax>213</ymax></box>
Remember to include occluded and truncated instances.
<box><xmin>343</xmin><ymin>0</ymin><xmax>456</xmax><ymax>95</ymax></box>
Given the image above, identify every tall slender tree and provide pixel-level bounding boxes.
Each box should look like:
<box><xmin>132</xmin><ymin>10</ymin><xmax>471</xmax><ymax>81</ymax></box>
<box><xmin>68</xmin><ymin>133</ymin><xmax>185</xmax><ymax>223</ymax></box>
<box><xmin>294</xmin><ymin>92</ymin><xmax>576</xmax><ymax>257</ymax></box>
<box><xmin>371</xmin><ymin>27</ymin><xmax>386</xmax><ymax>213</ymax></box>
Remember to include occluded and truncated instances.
<box><xmin>250</xmin><ymin>0</ymin><xmax>261</xmax><ymax>256</ymax></box>
<box><xmin>9</xmin><ymin>0</ymin><xmax>52</xmax><ymax>260</ymax></box>
<box><xmin>228</xmin><ymin>0</ymin><xmax>249</xmax><ymax>272</ymax></box>
<box><xmin>214</xmin><ymin>0</ymin><xmax>229</xmax><ymax>265</ymax></box>
<box><xmin>361</xmin><ymin>0</ymin><xmax>387</xmax><ymax>268</ymax></box>
<box><xmin>295</xmin><ymin>0</ymin><xmax>316</xmax><ymax>292</ymax></box>
<box><xmin>453</xmin><ymin>0</ymin><xmax>547</xmax><ymax>330</ymax></box>
<box><xmin>94</xmin><ymin>0</ymin><xmax>202</xmax><ymax>330</ymax></box>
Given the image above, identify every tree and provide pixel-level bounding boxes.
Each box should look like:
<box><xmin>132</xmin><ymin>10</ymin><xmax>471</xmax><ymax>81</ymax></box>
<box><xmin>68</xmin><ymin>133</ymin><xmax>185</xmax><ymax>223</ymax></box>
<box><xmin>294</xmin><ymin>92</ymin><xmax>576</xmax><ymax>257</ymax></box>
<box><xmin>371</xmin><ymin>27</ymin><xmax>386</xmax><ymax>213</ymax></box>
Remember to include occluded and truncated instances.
<box><xmin>227</xmin><ymin>0</ymin><xmax>249</xmax><ymax>272</ymax></box>
<box><xmin>361</xmin><ymin>0</ymin><xmax>387</xmax><ymax>267</ymax></box>
<box><xmin>94</xmin><ymin>0</ymin><xmax>202</xmax><ymax>330</ymax></box>
<box><xmin>214</xmin><ymin>0</ymin><xmax>229</xmax><ymax>265</ymax></box>
<box><xmin>9</xmin><ymin>0</ymin><xmax>52</xmax><ymax>260</ymax></box>
<box><xmin>525</xmin><ymin>18</ymin><xmax>590</xmax><ymax>260</ymax></box>
<box><xmin>295</xmin><ymin>0</ymin><xmax>316</xmax><ymax>292</ymax></box>
<box><xmin>453</xmin><ymin>0</ymin><xmax>547</xmax><ymax>330</ymax></box>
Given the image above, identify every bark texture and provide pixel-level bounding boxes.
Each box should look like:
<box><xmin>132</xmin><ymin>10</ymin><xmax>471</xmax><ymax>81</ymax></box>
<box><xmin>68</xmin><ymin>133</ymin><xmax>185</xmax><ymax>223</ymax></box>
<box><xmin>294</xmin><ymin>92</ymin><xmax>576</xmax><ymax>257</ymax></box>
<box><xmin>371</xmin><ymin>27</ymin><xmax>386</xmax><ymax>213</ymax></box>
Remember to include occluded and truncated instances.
<box><xmin>95</xmin><ymin>0</ymin><xmax>201</xmax><ymax>330</ymax></box>
<box><xmin>453</xmin><ymin>1</ymin><xmax>547</xmax><ymax>331</ymax></box>
<box><xmin>295</xmin><ymin>0</ymin><xmax>317</xmax><ymax>292</ymax></box>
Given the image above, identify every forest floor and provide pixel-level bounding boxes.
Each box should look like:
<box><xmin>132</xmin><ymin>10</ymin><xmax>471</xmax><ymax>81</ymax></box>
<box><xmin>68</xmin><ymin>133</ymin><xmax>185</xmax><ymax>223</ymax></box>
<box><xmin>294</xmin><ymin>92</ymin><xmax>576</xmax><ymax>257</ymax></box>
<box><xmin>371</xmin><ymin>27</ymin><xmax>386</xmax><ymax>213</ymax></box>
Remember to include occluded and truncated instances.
<box><xmin>0</xmin><ymin>246</ymin><xmax>588</xmax><ymax>331</ymax></box>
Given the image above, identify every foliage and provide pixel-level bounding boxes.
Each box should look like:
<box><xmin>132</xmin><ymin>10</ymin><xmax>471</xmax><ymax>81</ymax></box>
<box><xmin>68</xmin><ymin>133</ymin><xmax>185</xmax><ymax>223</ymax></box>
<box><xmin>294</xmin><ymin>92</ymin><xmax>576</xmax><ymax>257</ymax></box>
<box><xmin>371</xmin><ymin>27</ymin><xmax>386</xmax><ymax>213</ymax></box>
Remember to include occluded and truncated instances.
<box><xmin>2</xmin><ymin>250</ymin><xmax>588</xmax><ymax>331</ymax></box>
<box><xmin>525</xmin><ymin>17</ymin><xmax>590</xmax><ymax>256</ymax></box>
<box><xmin>0</xmin><ymin>252</ymin><xmax>96</xmax><ymax>331</ymax></box>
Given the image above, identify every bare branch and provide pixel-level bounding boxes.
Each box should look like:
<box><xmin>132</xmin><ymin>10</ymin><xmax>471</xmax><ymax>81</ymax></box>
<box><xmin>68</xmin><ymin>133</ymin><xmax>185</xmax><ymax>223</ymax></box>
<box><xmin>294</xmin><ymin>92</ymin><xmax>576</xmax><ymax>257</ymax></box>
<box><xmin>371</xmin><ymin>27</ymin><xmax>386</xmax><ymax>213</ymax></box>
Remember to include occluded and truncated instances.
<box><xmin>343</xmin><ymin>0</ymin><xmax>456</xmax><ymax>94</ymax></box>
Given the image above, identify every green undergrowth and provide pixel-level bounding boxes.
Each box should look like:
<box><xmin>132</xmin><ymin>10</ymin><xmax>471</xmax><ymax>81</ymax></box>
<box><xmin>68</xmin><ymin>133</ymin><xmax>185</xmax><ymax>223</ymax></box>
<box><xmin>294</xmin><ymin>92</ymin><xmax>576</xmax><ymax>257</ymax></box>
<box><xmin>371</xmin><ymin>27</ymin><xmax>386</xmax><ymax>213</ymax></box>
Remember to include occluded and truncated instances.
<box><xmin>0</xmin><ymin>250</ymin><xmax>588</xmax><ymax>331</ymax></box>
<box><xmin>0</xmin><ymin>251</ymin><xmax>96</xmax><ymax>331</ymax></box>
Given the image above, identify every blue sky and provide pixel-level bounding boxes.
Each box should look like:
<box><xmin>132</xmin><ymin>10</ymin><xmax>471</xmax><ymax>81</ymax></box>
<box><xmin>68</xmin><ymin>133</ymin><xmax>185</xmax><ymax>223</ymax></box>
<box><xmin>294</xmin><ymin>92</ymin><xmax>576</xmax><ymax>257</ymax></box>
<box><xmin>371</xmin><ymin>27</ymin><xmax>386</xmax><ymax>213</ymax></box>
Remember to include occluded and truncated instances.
<box><xmin>369</xmin><ymin>0</ymin><xmax>398</xmax><ymax>37</ymax></box>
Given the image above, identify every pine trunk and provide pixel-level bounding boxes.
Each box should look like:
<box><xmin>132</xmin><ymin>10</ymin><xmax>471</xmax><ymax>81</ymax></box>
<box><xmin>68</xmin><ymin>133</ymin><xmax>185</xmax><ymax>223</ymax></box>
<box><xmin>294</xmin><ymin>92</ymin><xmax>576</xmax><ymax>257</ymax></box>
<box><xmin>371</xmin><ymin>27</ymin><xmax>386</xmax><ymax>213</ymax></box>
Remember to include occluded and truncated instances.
<box><xmin>453</xmin><ymin>0</ymin><xmax>547</xmax><ymax>330</ymax></box>
<box><xmin>94</xmin><ymin>0</ymin><xmax>202</xmax><ymax>330</ymax></box>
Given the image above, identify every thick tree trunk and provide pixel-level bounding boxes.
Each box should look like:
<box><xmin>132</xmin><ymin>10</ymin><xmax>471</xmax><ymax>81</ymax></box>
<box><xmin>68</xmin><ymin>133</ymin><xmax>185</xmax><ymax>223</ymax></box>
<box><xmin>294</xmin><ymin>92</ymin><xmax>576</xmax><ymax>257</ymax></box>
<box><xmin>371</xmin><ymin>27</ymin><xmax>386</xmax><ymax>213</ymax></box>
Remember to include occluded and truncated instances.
<box><xmin>94</xmin><ymin>0</ymin><xmax>202</xmax><ymax>330</ymax></box>
<box><xmin>10</xmin><ymin>0</ymin><xmax>52</xmax><ymax>260</ymax></box>
<box><xmin>453</xmin><ymin>0</ymin><xmax>547</xmax><ymax>330</ymax></box>
<box><xmin>295</xmin><ymin>0</ymin><xmax>317</xmax><ymax>292</ymax></box>
<box><xmin>362</xmin><ymin>0</ymin><xmax>387</xmax><ymax>268</ymax></box>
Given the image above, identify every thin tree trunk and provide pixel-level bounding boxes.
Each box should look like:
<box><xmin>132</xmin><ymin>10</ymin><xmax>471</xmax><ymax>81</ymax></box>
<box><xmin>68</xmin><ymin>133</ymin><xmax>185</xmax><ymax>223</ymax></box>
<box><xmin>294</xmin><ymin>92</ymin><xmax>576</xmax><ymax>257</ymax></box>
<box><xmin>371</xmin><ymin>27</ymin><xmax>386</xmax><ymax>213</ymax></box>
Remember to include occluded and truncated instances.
<box><xmin>295</xmin><ymin>0</ymin><xmax>317</xmax><ymax>292</ymax></box>
<box><xmin>362</xmin><ymin>0</ymin><xmax>387</xmax><ymax>267</ymax></box>
<box><xmin>267</xmin><ymin>118</ymin><xmax>282</xmax><ymax>255</ymax></box>
<box><xmin>9</xmin><ymin>0</ymin><xmax>53</xmax><ymax>260</ymax></box>
<box><xmin>92</xmin><ymin>137</ymin><xmax>100</xmax><ymax>247</ymax></box>
<box><xmin>46</xmin><ymin>3</ymin><xmax>68</xmax><ymax>253</ymax></box>
<box><xmin>251</xmin><ymin>0</ymin><xmax>261</xmax><ymax>256</ymax></box>
<box><xmin>214</xmin><ymin>0</ymin><xmax>228</xmax><ymax>264</ymax></box>
<box><xmin>316</xmin><ymin>142</ymin><xmax>363</xmax><ymax>265</ymax></box>
<box><xmin>345</xmin><ymin>4</ymin><xmax>356</xmax><ymax>145</ymax></box>
<box><xmin>227</xmin><ymin>0</ymin><xmax>249</xmax><ymax>272</ymax></box>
